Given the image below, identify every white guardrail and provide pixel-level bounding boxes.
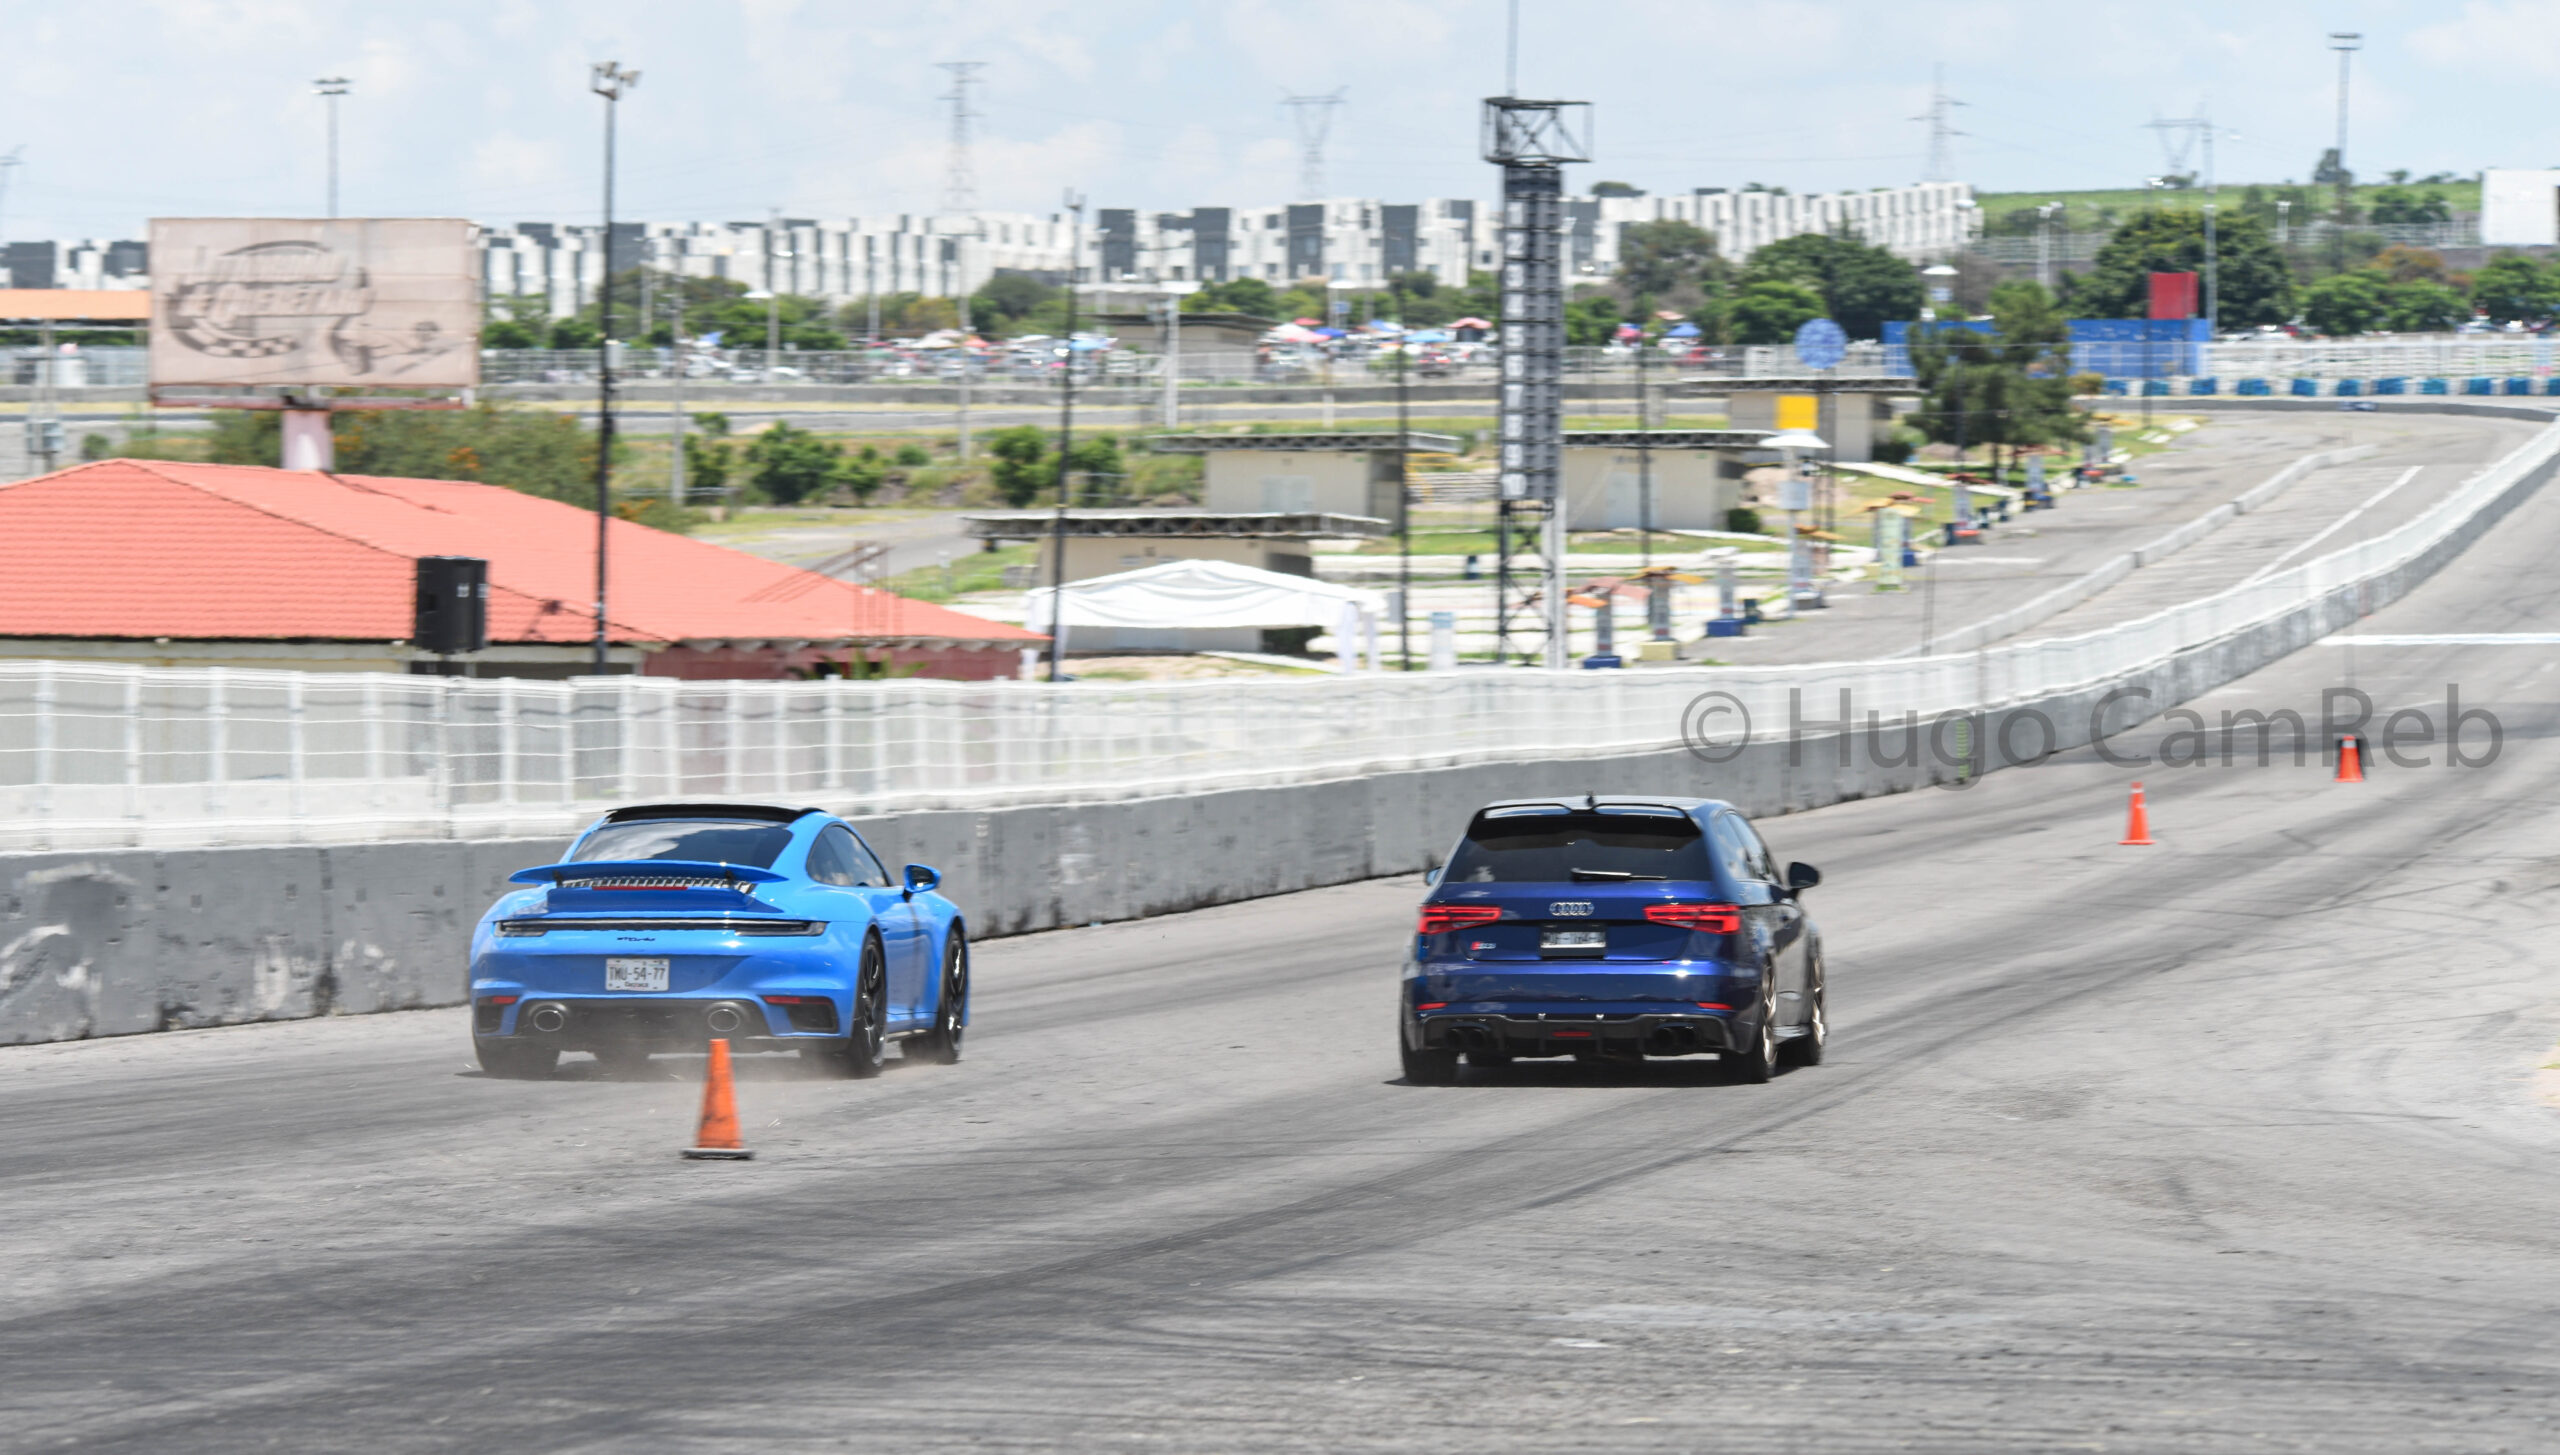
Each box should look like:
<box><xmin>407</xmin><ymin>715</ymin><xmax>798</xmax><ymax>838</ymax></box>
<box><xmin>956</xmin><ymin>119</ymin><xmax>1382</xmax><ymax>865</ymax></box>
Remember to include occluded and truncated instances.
<box><xmin>1</xmin><ymin>419</ymin><xmax>2555</xmax><ymax>851</ymax></box>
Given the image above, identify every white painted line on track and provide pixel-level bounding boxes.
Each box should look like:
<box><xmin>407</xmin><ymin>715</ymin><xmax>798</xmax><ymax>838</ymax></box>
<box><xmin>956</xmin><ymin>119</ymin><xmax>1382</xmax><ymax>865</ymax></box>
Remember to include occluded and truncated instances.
<box><xmin>2241</xmin><ymin>465</ymin><xmax>2425</xmax><ymax>586</ymax></box>
<box><xmin>2317</xmin><ymin>634</ymin><xmax>2560</xmax><ymax>645</ymax></box>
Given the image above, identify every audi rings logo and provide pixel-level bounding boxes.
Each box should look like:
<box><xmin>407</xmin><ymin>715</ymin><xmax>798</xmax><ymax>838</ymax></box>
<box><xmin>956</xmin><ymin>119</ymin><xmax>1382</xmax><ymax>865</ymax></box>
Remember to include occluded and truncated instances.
<box><xmin>1680</xmin><ymin>690</ymin><xmax>1753</xmax><ymax>763</ymax></box>
<box><xmin>1548</xmin><ymin>901</ymin><xmax>1594</xmax><ymax>917</ymax></box>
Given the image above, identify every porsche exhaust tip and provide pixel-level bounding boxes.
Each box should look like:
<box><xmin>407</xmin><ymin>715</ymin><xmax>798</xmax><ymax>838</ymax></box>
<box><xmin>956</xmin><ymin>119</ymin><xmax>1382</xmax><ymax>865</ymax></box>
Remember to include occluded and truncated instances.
<box><xmin>703</xmin><ymin>1002</ymin><xmax>752</xmax><ymax>1037</ymax></box>
<box><xmin>524</xmin><ymin>1002</ymin><xmax>569</xmax><ymax>1034</ymax></box>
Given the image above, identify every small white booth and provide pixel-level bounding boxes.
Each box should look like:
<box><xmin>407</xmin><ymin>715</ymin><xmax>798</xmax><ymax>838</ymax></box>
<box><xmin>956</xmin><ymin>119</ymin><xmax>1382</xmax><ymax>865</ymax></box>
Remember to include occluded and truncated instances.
<box><xmin>1024</xmin><ymin>558</ymin><xmax>1387</xmax><ymax>669</ymax></box>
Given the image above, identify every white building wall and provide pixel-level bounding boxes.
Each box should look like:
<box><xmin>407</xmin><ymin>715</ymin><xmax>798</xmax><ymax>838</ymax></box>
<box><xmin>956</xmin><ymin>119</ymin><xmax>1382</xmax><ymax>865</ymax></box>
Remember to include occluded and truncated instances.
<box><xmin>2481</xmin><ymin>169</ymin><xmax>2560</xmax><ymax>248</ymax></box>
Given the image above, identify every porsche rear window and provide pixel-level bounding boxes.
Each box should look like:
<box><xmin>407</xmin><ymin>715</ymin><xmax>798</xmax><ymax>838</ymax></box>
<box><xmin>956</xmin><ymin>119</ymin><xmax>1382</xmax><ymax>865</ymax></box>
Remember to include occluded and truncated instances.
<box><xmin>570</xmin><ymin>819</ymin><xmax>796</xmax><ymax>868</ymax></box>
<box><xmin>1445</xmin><ymin>810</ymin><xmax>1713</xmax><ymax>883</ymax></box>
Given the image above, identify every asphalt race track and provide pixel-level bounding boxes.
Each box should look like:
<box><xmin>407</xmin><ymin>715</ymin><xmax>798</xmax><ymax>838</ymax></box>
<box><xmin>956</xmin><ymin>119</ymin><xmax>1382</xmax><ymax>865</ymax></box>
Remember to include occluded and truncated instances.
<box><xmin>9</xmin><ymin>456</ymin><xmax>2560</xmax><ymax>1450</ymax></box>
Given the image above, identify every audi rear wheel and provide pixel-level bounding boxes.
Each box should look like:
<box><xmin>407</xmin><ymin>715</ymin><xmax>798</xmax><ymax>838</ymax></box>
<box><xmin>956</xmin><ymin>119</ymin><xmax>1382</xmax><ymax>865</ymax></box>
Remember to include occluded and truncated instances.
<box><xmin>1726</xmin><ymin>999</ymin><xmax>1779</xmax><ymax>1084</ymax></box>
<box><xmin>1402</xmin><ymin>1040</ymin><xmax>1461</xmax><ymax>1086</ymax></box>
<box><xmin>1790</xmin><ymin>961</ymin><xmax>1828</xmax><ymax>1068</ymax></box>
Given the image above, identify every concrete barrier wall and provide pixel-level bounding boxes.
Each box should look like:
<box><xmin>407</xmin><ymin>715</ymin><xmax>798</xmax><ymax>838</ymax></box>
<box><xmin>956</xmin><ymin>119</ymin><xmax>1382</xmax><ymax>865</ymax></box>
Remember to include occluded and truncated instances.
<box><xmin>4</xmin><ymin>408</ymin><xmax>2552</xmax><ymax>1048</ymax></box>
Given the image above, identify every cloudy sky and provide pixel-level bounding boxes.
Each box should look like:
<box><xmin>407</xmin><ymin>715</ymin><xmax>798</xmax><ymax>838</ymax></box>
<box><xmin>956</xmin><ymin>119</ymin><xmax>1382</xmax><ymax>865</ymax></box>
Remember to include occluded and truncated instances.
<box><xmin>3</xmin><ymin>0</ymin><xmax>2551</xmax><ymax>240</ymax></box>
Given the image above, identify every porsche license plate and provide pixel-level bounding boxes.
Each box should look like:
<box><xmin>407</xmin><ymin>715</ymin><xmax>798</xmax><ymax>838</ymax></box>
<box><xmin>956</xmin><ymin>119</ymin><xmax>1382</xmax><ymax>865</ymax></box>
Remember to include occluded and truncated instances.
<box><xmin>604</xmin><ymin>957</ymin><xmax>670</xmax><ymax>991</ymax></box>
<box><xmin>1541</xmin><ymin>929</ymin><xmax>1606</xmax><ymax>950</ymax></box>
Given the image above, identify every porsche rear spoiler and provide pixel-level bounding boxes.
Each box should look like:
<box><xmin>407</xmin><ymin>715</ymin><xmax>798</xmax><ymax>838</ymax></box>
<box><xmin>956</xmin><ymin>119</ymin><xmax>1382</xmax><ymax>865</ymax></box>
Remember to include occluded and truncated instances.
<box><xmin>508</xmin><ymin>859</ymin><xmax>791</xmax><ymax>888</ymax></box>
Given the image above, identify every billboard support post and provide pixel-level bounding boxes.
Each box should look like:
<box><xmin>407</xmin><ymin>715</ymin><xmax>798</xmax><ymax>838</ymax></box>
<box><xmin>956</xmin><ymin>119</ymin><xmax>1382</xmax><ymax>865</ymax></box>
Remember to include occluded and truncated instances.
<box><xmin>589</xmin><ymin>61</ymin><xmax>640</xmax><ymax>678</ymax></box>
<box><xmin>280</xmin><ymin>408</ymin><xmax>333</xmax><ymax>470</ymax></box>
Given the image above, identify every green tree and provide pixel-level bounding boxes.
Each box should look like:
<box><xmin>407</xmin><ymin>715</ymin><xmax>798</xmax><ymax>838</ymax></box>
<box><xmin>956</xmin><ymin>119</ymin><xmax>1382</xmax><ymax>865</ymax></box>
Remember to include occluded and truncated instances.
<box><xmin>2300</xmin><ymin>271</ymin><xmax>2388</xmax><ymax>336</ymax></box>
<box><xmin>1186</xmin><ymin>276</ymin><xmax>1278</xmax><ymax>317</ymax></box>
<box><xmin>1065</xmin><ymin>435</ymin><xmax>1123</xmax><ymax>504</ymax></box>
<box><xmin>985</xmin><ymin>424</ymin><xmax>1052</xmax><ymax>507</ymax></box>
<box><xmin>1727</xmin><ymin>279</ymin><xmax>1825</xmax><ymax>344</ymax></box>
<box><xmin>1904</xmin><ymin>281</ymin><xmax>2084</xmax><ymax>458</ymax></box>
<box><xmin>1565</xmin><ymin>290</ymin><xmax>1625</xmax><ymax>345</ymax></box>
<box><xmin>2471</xmin><ymin>253</ymin><xmax>2557</xmax><ymax>323</ymax></box>
<box><xmin>969</xmin><ymin>274</ymin><xmax>1062</xmax><ymax>336</ymax></box>
<box><xmin>742</xmin><ymin>421</ymin><xmax>846</xmax><ymax>505</ymax></box>
<box><xmin>2382</xmin><ymin>280</ymin><xmax>2470</xmax><ymax>333</ymax></box>
<box><xmin>2368</xmin><ymin>187</ymin><xmax>2452</xmax><ymax>225</ymax></box>
<box><xmin>483</xmin><ymin>294</ymin><xmax>549</xmax><ymax>349</ymax></box>
<box><xmin>1615</xmin><ymin>219</ymin><xmax>1726</xmax><ymax>306</ymax></box>
<box><xmin>1738</xmin><ymin>228</ymin><xmax>1923</xmax><ymax>340</ymax></box>
<box><xmin>839</xmin><ymin>445</ymin><xmax>889</xmax><ymax>505</ymax></box>
<box><xmin>2075</xmin><ymin>210</ymin><xmax>2293</xmax><ymax>328</ymax></box>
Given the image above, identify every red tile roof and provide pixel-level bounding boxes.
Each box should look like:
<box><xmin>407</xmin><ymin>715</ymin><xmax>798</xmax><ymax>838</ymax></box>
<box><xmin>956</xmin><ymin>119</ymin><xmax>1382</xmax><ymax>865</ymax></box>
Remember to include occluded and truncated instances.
<box><xmin>0</xmin><ymin>459</ymin><xmax>1042</xmax><ymax>648</ymax></box>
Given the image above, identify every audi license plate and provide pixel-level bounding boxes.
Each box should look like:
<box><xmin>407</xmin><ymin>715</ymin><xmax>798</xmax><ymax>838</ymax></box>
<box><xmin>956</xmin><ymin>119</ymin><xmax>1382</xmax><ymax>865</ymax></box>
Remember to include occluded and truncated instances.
<box><xmin>604</xmin><ymin>957</ymin><xmax>670</xmax><ymax>992</ymax></box>
<box><xmin>1541</xmin><ymin>929</ymin><xmax>1606</xmax><ymax>951</ymax></box>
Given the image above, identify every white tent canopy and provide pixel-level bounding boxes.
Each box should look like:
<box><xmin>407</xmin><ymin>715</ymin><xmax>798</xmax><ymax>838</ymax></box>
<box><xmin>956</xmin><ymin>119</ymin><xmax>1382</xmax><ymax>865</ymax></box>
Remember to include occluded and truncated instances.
<box><xmin>1024</xmin><ymin>558</ymin><xmax>1387</xmax><ymax>670</ymax></box>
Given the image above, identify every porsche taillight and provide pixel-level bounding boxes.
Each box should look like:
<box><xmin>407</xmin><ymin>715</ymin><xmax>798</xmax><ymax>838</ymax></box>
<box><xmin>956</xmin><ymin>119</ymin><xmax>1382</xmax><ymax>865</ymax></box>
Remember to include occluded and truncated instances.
<box><xmin>1418</xmin><ymin>904</ymin><xmax>1502</xmax><ymax>934</ymax></box>
<box><xmin>1645</xmin><ymin>903</ymin><xmax>1742</xmax><ymax>933</ymax></box>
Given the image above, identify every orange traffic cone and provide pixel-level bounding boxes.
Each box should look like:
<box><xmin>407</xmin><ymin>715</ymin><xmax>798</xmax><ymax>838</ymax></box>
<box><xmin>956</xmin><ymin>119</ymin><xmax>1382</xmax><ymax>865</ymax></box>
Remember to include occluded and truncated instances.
<box><xmin>681</xmin><ymin>1037</ymin><xmax>754</xmax><ymax>1161</ymax></box>
<box><xmin>2335</xmin><ymin>734</ymin><xmax>2365</xmax><ymax>784</ymax></box>
<box><xmin>2120</xmin><ymin>781</ymin><xmax>2154</xmax><ymax>846</ymax></box>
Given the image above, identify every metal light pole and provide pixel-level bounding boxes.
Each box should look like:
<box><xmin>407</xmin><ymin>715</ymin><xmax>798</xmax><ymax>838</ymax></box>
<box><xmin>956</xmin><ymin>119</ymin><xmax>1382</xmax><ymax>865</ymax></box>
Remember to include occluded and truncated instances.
<box><xmin>1046</xmin><ymin>190</ymin><xmax>1085</xmax><ymax>684</ymax></box>
<box><xmin>315</xmin><ymin>78</ymin><xmax>350</xmax><ymax>218</ymax></box>
<box><xmin>589</xmin><ymin>60</ymin><xmax>639</xmax><ymax>677</ymax></box>
<box><xmin>2330</xmin><ymin>32</ymin><xmax>2362</xmax><ymax>274</ymax></box>
<box><xmin>1393</xmin><ymin>278</ymin><xmax>1412</xmax><ymax>670</ymax></box>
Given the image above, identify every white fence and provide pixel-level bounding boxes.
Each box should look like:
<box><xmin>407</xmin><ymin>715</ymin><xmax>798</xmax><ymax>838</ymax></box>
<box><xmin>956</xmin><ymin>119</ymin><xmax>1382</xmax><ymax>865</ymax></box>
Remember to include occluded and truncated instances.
<box><xmin>0</xmin><ymin>416</ymin><xmax>2553</xmax><ymax>851</ymax></box>
<box><xmin>2203</xmin><ymin>336</ymin><xmax>2560</xmax><ymax>382</ymax></box>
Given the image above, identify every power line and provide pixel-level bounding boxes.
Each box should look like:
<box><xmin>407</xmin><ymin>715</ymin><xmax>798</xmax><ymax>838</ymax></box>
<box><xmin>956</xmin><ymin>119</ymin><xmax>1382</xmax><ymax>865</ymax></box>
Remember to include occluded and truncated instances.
<box><xmin>1281</xmin><ymin>88</ymin><xmax>1347</xmax><ymax>200</ymax></box>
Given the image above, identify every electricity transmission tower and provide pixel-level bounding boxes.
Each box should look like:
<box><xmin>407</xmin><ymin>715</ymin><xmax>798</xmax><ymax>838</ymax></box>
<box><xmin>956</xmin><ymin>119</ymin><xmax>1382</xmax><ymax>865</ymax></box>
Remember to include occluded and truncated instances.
<box><xmin>1915</xmin><ymin>66</ymin><xmax>1966</xmax><ymax>183</ymax></box>
<box><xmin>1282</xmin><ymin>89</ymin><xmax>1347</xmax><ymax>200</ymax></box>
<box><xmin>937</xmin><ymin>61</ymin><xmax>984</xmax><ymax>215</ymax></box>
<box><xmin>2145</xmin><ymin>110</ymin><xmax>2221</xmax><ymax>327</ymax></box>
<box><xmin>0</xmin><ymin>147</ymin><xmax>23</xmax><ymax>251</ymax></box>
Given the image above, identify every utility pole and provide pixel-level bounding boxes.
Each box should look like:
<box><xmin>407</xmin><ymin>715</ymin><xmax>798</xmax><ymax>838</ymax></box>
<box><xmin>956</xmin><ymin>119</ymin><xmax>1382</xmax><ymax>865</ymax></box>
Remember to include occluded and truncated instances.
<box><xmin>315</xmin><ymin>78</ymin><xmax>350</xmax><ymax>218</ymax></box>
<box><xmin>2330</xmin><ymin>32</ymin><xmax>2362</xmax><ymax>274</ymax></box>
<box><xmin>1281</xmin><ymin>89</ymin><xmax>1347</xmax><ymax>200</ymax></box>
<box><xmin>1393</xmin><ymin>277</ymin><xmax>1412</xmax><ymax>669</ymax></box>
<box><xmin>1637</xmin><ymin>317</ymin><xmax>1654</xmax><ymax>575</ymax></box>
<box><xmin>2036</xmin><ymin>201</ymin><xmax>2061</xmax><ymax>292</ymax></box>
<box><xmin>668</xmin><ymin>273</ymin><xmax>686</xmax><ymax>503</ymax></box>
<box><xmin>1915</xmin><ymin>65</ymin><xmax>1966</xmax><ymax>184</ymax></box>
<box><xmin>939</xmin><ymin>62</ymin><xmax>987</xmax><ymax>460</ymax></box>
<box><xmin>1158</xmin><ymin>294</ymin><xmax>1182</xmax><ymax>428</ymax></box>
<box><xmin>589</xmin><ymin>60</ymin><xmax>639</xmax><ymax>677</ymax></box>
<box><xmin>1046</xmin><ymin>191</ymin><xmax>1085</xmax><ymax>684</ymax></box>
<box><xmin>765</xmin><ymin>208</ymin><xmax>786</xmax><ymax>366</ymax></box>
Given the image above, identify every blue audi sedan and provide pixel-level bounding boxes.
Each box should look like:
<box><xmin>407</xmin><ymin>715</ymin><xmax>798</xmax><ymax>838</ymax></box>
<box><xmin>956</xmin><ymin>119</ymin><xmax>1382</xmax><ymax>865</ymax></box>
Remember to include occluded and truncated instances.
<box><xmin>469</xmin><ymin>803</ymin><xmax>968</xmax><ymax>1079</ymax></box>
<box><xmin>1401</xmin><ymin>796</ymin><xmax>1824</xmax><ymax>1084</ymax></box>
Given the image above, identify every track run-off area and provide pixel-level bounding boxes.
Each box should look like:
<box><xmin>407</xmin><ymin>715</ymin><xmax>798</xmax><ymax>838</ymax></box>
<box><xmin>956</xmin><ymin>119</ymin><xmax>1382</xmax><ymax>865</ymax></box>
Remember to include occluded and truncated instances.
<box><xmin>8</xmin><ymin>414</ymin><xmax>2560</xmax><ymax>1450</ymax></box>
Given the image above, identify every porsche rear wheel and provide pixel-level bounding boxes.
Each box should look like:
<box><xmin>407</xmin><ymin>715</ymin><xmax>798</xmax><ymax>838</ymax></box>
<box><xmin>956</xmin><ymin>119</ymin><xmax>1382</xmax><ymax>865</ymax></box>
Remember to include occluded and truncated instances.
<box><xmin>476</xmin><ymin>1039</ymin><xmax>558</xmax><ymax>1079</ymax></box>
<box><xmin>839</xmin><ymin>938</ymin><xmax>890</xmax><ymax>1079</ymax></box>
<box><xmin>917</xmin><ymin>931</ymin><xmax>968</xmax><ymax>1065</ymax></box>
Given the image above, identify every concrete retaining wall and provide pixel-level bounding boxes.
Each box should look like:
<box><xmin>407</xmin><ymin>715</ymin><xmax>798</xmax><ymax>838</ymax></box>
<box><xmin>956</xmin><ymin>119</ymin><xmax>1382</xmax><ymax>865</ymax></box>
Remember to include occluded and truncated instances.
<box><xmin>5</xmin><ymin>408</ymin><xmax>2552</xmax><ymax>1047</ymax></box>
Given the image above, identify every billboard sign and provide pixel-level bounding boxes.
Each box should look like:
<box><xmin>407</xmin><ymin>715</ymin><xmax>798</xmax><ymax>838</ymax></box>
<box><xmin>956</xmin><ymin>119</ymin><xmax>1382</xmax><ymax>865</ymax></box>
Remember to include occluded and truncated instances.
<box><xmin>149</xmin><ymin>218</ymin><xmax>479</xmax><ymax>390</ymax></box>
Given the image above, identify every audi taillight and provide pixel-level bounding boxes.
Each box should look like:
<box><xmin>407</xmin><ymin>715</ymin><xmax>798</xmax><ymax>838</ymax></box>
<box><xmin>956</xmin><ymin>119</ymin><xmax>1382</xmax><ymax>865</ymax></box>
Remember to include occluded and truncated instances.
<box><xmin>1645</xmin><ymin>903</ymin><xmax>1741</xmax><ymax>933</ymax></box>
<box><xmin>1418</xmin><ymin>904</ymin><xmax>1502</xmax><ymax>934</ymax></box>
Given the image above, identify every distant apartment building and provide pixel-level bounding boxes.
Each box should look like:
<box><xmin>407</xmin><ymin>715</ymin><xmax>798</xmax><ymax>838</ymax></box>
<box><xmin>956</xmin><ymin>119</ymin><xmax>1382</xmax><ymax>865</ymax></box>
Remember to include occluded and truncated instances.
<box><xmin>7</xmin><ymin>180</ymin><xmax>1973</xmax><ymax>313</ymax></box>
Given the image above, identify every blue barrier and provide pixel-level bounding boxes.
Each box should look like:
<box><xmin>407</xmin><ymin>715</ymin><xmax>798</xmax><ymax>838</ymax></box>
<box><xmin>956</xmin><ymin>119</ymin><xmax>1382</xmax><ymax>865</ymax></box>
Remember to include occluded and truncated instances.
<box><xmin>2464</xmin><ymin>377</ymin><xmax>2495</xmax><ymax>396</ymax></box>
<box><xmin>2291</xmin><ymin>378</ymin><xmax>2320</xmax><ymax>396</ymax></box>
<box><xmin>2237</xmin><ymin>377</ymin><xmax>2271</xmax><ymax>396</ymax></box>
<box><xmin>2142</xmin><ymin>379</ymin><xmax>2170</xmax><ymax>396</ymax></box>
<box><xmin>2422</xmin><ymin>377</ymin><xmax>2449</xmax><ymax>395</ymax></box>
<box><xmin>2374</xmin><ymin>377</ymin><xmax>2406</xmax><ymax>395</ymax></box>
<box><xmin>2104</xmin><ymin>378</ymin><xmax>2130</xmax><ymax>396</ymax></box>
<box><xmin>2507</xmin><ymin>377</ymin><xmax>2536</xmax><ymax>396</ymax></box>
<box><xmin>2189</xmin><ymin>377</ymin><xmax>2219</xmax><ymax>395</ymax></box>
<box><xmin>2336</xmin><ymin>378</ymin><xmax>2363</xmax><ymax>396</ymax></box>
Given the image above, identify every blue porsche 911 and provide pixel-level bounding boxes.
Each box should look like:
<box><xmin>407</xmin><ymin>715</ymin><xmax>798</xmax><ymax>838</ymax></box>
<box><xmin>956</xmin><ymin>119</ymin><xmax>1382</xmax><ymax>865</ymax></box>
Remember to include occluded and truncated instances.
<box><xmin>468</xmin><ymin>802</ymin><xmax>968</xmax><ymax>1079</ymax></box>
<box><xmin>1401</xmin><ymin>795</ymin><xmax>1825</xmax><ymax>1085</ymax></box>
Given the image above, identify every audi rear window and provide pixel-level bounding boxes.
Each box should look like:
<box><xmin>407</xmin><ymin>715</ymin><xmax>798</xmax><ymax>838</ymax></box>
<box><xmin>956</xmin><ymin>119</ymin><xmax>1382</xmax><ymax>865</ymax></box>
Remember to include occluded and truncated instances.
<box><xmin>1445</xmin><ymin>809</ymin><xmax>1713</xmax><ymax>883</ymax></box>
<box><xmin>570</xmin><ymin>819</ymin><xmax>796</xmax><ymax>868</ymax></box>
